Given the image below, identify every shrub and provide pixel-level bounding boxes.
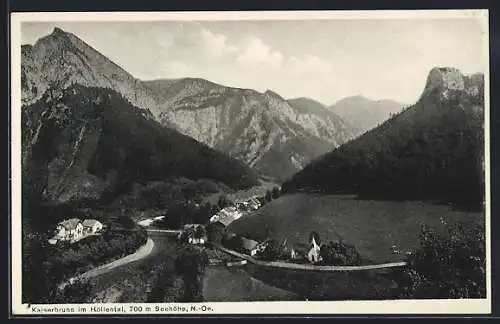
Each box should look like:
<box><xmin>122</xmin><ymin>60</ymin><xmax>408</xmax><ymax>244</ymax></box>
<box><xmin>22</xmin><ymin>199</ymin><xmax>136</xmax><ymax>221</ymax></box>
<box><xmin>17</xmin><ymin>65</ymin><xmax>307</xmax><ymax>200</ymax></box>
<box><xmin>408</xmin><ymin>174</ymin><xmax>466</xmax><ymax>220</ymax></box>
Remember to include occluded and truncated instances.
<box><xmin>257</xmin><ymin>239</ymin><xmax>285</xmax><ymax>261</ymax></box>
<box><xmin>319</xmin><ymin>241</ymin><xmax>361</xmax><ymax>266</ymax></box>
<box><xmin>397</xmin><ymin>222</ymin><xmax>486</xmax><ymax>299</ymax></box>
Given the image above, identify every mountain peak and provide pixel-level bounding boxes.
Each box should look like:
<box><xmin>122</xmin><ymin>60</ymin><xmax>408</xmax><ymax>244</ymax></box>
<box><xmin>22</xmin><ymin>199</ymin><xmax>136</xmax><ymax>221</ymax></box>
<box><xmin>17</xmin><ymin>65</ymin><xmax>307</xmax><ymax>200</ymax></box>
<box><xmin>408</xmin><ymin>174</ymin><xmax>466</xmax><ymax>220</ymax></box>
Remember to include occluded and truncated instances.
<box><xmin>52</xmin><ymin>27</ymin><xmax>66</xmax><ymax>35</ymax></box>
<box><xmin>264</xmin><ymin>89</ymin><xmax>286</xmax><ymax>102</ymax></box>
<box><xmin>424</xmin><ymin>66</ymin><xmax>465</xmax><ymax>95</ymax></box>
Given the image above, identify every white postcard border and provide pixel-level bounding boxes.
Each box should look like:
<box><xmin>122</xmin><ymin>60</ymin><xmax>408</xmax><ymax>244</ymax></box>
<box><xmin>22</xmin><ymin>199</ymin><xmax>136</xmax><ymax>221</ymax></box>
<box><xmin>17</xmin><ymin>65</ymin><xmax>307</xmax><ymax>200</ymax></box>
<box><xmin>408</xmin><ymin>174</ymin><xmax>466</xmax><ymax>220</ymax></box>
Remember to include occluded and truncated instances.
<box><xmin>10</xmin><ymin>9</ymin><xmax>492</xmax><ymax>315</ymax></box>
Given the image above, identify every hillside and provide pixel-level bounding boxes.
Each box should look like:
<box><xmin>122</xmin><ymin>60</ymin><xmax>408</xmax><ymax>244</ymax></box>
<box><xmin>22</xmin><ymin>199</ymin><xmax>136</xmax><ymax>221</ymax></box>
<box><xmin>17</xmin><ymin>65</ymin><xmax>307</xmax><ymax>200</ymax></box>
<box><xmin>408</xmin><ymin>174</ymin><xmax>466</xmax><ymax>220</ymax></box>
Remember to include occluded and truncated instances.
<box><xmin>21</xmin><ymin>84</ymin><xmax>259</xmax><ymax>214</ymax></box>
<box><xmin>22</xmin><ymin>27</ymin><xmax>359</xmax><ymax>181</ymax></box>
<box><xmin>328</xmin><ymin>95</ymin><xmax>404</xmax><ymax>133</ymax></box>
<box><xmin>284</xmin><ymin>67</ymin><xmax>485</xmax><ymax>211</ymax></box>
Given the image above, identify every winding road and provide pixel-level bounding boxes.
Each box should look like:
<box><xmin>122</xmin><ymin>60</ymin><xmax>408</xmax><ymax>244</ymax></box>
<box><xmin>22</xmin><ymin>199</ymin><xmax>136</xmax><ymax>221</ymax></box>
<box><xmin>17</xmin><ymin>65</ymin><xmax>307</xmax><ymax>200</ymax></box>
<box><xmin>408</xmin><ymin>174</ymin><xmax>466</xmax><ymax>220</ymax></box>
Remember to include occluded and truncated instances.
<box><xmin>216</xmin><ymin>245</ymin><xmax>408</xmax><ymax>272</ymax></box>
<box><xmin>83</xmin><ymin>228</ymin><xmax>300</xmax><ymax>303</ymax></box>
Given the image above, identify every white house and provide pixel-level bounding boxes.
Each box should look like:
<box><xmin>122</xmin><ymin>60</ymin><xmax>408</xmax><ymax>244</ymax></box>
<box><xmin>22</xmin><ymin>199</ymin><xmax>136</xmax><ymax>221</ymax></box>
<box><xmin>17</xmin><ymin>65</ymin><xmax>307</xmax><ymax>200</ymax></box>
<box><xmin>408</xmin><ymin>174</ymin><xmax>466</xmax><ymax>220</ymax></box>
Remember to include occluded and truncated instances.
<box><xmin>307</xmin><ymin>236</ymin><xmax>322</xmax><ymax>264</ymax></box>
<box><xmin>215</xmin><ymin>207</ymin><xmax>243</xmax><ymax>227</ymax></box>
<box><xmin>50</xmin><ymin>218</ymin><xmax>84</xmax><ymax>244</ymax></box>
<box><xmin>82</xmin><ymin>219</ymin><xmax>103</xmax><ymax>235</ymax></box>
<box><xmin>188</xmin><ymin>237</ymin><xmax>205</xmax><ymax>245</ymax></box>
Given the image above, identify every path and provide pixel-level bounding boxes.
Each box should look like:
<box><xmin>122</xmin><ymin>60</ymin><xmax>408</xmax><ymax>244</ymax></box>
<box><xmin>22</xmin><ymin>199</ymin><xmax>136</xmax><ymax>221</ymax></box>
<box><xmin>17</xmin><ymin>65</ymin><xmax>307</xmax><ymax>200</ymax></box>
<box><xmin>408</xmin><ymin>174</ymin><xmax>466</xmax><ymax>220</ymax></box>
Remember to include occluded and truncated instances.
<box><xmin>59</xmin><ymin>237</ymin><xmax>155</xmax><ymax>289</ymax></box>
<box><xmin>216</xmin><ymin>245</ymin><xmax>407</xmax><ymax>272</ymax></box>
<box><xmin>145</xmin><ymin>228</ymin><xmax>182</xmax><ymax>235</ymax></box>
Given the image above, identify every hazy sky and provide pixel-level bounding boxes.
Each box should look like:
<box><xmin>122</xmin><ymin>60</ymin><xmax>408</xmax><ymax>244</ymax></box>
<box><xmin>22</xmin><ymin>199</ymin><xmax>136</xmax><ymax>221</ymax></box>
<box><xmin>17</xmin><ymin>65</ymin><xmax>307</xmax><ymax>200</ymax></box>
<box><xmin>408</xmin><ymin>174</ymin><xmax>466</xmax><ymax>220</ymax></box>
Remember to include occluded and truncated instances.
<box><xmin>21</xmin><ymin>18</ymin><xmax>486</xmax><ymax>105</ymax></box>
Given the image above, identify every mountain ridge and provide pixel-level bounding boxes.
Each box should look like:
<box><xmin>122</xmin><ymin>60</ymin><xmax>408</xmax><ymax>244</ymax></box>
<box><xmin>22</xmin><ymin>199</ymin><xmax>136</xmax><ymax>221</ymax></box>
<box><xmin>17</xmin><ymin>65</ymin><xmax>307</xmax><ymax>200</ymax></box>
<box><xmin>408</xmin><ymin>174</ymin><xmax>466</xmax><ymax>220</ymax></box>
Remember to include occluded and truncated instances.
<box><xmin>21</xmin><ymin>27</ymin><xmax>359</xmax><ymax>181</ymax></box>
<box><xmin>327</xmin><ymin>95</ymin><xmax>405</xmax><ymax>133</ymax></box>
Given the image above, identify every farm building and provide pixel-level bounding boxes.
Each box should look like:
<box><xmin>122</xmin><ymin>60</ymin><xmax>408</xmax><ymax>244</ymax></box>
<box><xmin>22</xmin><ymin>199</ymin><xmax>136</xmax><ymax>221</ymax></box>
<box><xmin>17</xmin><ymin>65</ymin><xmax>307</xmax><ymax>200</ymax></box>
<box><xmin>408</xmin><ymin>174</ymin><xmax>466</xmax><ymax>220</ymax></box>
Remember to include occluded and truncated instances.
<box><xmin>241</xmin><ymin>237</ymin><xmax>260</xmax><ymax>256</ymax></box>
<box><xmin>82</xmin><ymin>219</ymin><xmax>103</xmax><ymax>234</ymax></box>
<box><xmin>211</xmin><ymin>207</ymin><xmax>243</xmax><ymax>227</ymax></box>
<box><xmin>180</xmin><ymin>224</ymin><xmax>207</xmax><ymax>245</ymax></box>
<box><xmin>49</xmin><ymin>218</ymin><xmax>84</xmax><ymax>244</ymax></box>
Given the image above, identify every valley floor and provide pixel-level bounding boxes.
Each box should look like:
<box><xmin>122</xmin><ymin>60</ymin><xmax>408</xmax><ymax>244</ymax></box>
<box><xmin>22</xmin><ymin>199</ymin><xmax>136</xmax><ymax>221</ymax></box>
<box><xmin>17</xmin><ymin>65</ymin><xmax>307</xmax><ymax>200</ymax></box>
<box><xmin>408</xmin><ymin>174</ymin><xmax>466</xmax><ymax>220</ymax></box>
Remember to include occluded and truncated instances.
<box><xmin>229</xmin><ymin>193</ymin><xmax>484</xmax><ymax>263</ymax></box>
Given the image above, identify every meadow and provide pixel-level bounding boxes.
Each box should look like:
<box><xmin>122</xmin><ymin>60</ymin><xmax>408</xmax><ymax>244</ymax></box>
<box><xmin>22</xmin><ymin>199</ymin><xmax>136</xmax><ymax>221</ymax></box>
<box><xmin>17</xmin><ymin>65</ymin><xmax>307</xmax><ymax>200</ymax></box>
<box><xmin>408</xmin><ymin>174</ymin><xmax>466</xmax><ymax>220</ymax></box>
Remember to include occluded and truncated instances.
<box><xmin>228</xmin><ymin>193</ymin><xmax>484</xmax><ymax>263</ymax></box>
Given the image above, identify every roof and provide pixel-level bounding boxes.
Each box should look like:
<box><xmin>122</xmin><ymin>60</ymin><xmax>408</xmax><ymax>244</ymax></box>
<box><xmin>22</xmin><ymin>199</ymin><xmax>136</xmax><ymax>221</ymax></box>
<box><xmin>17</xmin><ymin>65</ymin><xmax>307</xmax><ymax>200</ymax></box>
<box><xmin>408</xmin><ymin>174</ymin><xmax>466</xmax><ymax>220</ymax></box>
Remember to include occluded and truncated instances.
<box><xmin>82</xmin><ymin>219</ymin><xmax>102</xmax><ymax>226</ymax></box>
<box><xmin>216</xmin><ymin>207</ymin><xmax>242</xmax><ymax>226</ymax></box>
<box><xmin>217</xmin><ymin>214</ymin><xmax>238</xmax><ymax>226</ymax></box>
<box><xmin>58</xmin><ymin>218</ymin><xmax>81</xmax><ymax>230</ymax></box>
<box><xmin>241</xmin><ymin>237</ymin><xmax>259</xmax><ymax>251</ymax></box>
<box><xmin>183</xmin><ymin>223</ymin><xmax>203</xmax><ymax>229</ymax></box>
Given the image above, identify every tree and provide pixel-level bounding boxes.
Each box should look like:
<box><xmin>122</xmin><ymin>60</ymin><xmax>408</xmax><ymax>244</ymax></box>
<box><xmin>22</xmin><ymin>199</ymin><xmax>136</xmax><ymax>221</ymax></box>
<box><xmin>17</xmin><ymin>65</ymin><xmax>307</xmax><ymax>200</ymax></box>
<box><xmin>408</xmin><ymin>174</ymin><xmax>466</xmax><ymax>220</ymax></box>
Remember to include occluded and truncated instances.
<box><xmin>194</xmin><ymin>225</ymin><xmax>206</xmax><ymax>239</ymax></box>
<box><xmin>319</xmin><ymin>241</ymin><xmax>361</xmax><ymax>266</ymax></box>
<box><xmin>174</xmin><ymin>246</ymin><xmax>209</xmax><ymax>302</ymax></box>
<box><xmin>258</xmin><ymin>239</ymin><xmax>284</xmax><ymax>261</ymax></box>
<box><xmin>396</xmin><ymin>222</ymin><xmax>486</xmax><ymax>299</ymax></box>
<box><xmin>265</xmin><ymin>190</ymin><xmax>272</xmax><ymax>203</ymax></box>
<box><xmin>217</xmin><ymin>195</ymin><xmax>230</xmax><ymax>210</ymax></box>
<box><xmin>206</xmin><ymin>223</ymin><xmax>225</xmax><ymax>244</ymax></box>
<box><xmin>221</xmin><ymin>234</ymin><xmax>244</xmax><ymax>252</ymax></box>
<box><xmin>309</xmin><ymin>231</ymin><xmax>321</xmax><ymax>245</ymax></box>
<box><xmin>271</xmin><ymin>187</ymin><xmax>281</xmax><ymax>199</ymax></box>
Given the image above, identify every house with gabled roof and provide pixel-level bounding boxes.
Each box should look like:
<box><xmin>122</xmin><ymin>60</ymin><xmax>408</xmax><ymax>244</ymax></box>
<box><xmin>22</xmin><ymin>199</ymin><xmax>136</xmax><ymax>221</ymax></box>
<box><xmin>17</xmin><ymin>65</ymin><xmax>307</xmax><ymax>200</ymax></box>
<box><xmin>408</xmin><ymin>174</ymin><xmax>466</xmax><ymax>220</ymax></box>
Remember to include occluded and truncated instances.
<box><xmin>49</xmin><ymin>218</ymin><xmax>84</xmax><ymax>244</ymax></box>
<box><xmin>211</xmin><ymin>206</ymin><xmax>243</xmax><ymax>227</ymax></box>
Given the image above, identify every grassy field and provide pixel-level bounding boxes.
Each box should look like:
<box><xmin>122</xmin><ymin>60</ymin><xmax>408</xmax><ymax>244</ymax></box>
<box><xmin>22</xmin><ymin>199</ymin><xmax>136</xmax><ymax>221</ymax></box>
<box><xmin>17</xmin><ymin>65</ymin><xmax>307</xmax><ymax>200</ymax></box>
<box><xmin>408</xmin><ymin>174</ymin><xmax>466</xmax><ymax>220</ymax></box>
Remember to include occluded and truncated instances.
<box><xmin>202</xmin><ymin>179</ymin><xmax>279</xmax><ymax>205</ymax></box>
<box><xmin>243</xmin><ymin>263</ymin><xmax>402</xmax><ymax>300</ymax></box>
<box><xmin>228</xmin><ymin>193</ymin><xmax>484</xmax><ymax>263</ymax></box>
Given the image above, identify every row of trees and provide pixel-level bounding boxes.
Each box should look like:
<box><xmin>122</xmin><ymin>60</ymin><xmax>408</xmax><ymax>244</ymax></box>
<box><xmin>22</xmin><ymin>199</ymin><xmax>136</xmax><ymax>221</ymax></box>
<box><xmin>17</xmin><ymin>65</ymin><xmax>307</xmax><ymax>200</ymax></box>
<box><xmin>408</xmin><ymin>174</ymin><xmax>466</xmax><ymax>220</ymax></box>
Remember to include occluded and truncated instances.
<box><xmin>263</xmin><ymin>187</ymin><xmax>282</xmax><ymax>204</ymax></box>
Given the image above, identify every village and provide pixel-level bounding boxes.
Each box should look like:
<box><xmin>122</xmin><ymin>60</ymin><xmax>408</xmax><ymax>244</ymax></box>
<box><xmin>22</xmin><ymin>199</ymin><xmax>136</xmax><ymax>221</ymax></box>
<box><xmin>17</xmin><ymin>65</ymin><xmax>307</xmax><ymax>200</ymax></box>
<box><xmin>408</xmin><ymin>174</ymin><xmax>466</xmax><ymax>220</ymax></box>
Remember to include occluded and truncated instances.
<box><xmin>165</xmin><ymin>194</ymin><xmax>361</xmax><ymax>267</ymax></box>
<box><xmin>48</xmin><ymin>192</ymin><xmax>363</xmax><ymax>267</ymax></box>
<box><xmin>48</xmin><ymin>189</ymin><xmax>408</xmax><ymax>268</ymax></box>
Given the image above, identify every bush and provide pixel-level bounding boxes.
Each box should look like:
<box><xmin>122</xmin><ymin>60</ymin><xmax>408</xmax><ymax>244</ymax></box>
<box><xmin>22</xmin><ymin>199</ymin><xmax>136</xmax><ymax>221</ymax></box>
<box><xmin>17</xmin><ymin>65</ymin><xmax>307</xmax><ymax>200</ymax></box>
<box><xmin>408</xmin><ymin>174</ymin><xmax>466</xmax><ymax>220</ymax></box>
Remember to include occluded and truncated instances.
<box><xmin>396</xmin><ymin>222</ymin><xmax>486</xmax><ymax>299</ymax></box>
<box><xmin>319</xmin><ymin>241</ymin><xmax>361</xmax><ymax>266</ymax></box>
<box><xmin>257</xmin><ymin>239</ymin><xmax>285</xmax><ymax>261</ymax></box>
<box><xmin>206</xmin><ymin>223</ymin><xmax>226</xmax><ymax>244</ymax></box>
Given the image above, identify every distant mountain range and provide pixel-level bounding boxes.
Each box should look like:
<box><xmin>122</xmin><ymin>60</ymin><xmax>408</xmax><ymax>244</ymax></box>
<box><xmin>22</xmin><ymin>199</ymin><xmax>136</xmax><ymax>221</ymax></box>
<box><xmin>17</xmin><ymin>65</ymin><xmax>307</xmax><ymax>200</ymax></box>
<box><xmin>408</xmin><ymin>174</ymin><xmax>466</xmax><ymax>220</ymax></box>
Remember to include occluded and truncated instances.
<box><xmin>283</xmin><ymin>67</ymin><xmax>485</xmax><ymax>210</ymax></box>
<box><xmin>328</xmin><ymin>96</ymin><xmax>405</xmax><ymax>134</ymax></box>
<box><xmin>21</xmin><ymin>27</ymin><xmax>359</xmax><ymax>181</ymax></box>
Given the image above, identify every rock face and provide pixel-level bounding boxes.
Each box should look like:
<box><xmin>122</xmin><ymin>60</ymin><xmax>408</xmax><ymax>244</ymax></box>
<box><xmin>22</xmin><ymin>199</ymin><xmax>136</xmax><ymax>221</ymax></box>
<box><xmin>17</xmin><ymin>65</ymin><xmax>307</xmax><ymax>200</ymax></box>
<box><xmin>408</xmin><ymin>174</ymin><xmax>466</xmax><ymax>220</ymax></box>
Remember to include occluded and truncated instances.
<box><xmin>22</xmin><ymin>27</ymin><xmax>358</xmax><ymax>181</ymax></box>
<box><xmin>285</xmin><ymin>67</ymin><xmax>485</xmax><ymax>210</ymax></box>
<box><xmin>21</xmin><ymin>85</ymin><xmax>259</xmax><ymax>207</ymax></box>
<box><xmin>328</xmin><ymin>95</ymin><xmax>404</xmax><ymax>134</ymax></box>
<box><xmin>145</xmin><ymin>80</ymin><xmax>357</xmax><ymax>181</ymax></box>
<box><xmin>21</xmin><ymin>27</ymin><xmax>157</xmax><ymax>120</ymax></box>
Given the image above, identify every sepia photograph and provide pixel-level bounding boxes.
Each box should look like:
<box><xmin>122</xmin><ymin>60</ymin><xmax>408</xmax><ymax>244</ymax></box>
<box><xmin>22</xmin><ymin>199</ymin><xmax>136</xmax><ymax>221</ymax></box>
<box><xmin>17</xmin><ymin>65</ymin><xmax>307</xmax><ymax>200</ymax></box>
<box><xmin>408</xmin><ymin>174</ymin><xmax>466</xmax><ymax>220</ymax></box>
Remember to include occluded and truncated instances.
<box><xmin>10</xmin><ymin>10</ymin><xmax>490</xmax><ymax>315</ymax></box>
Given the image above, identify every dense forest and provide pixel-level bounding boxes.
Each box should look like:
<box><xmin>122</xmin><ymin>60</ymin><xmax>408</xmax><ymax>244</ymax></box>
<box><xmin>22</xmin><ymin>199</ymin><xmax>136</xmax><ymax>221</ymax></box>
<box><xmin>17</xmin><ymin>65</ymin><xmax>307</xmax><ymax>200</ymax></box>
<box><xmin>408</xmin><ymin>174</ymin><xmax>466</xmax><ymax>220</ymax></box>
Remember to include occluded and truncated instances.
<box><xmin>283</xmin><ymin>76</ymin><xmax>485</xmax><ymax>211</ymax></box>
